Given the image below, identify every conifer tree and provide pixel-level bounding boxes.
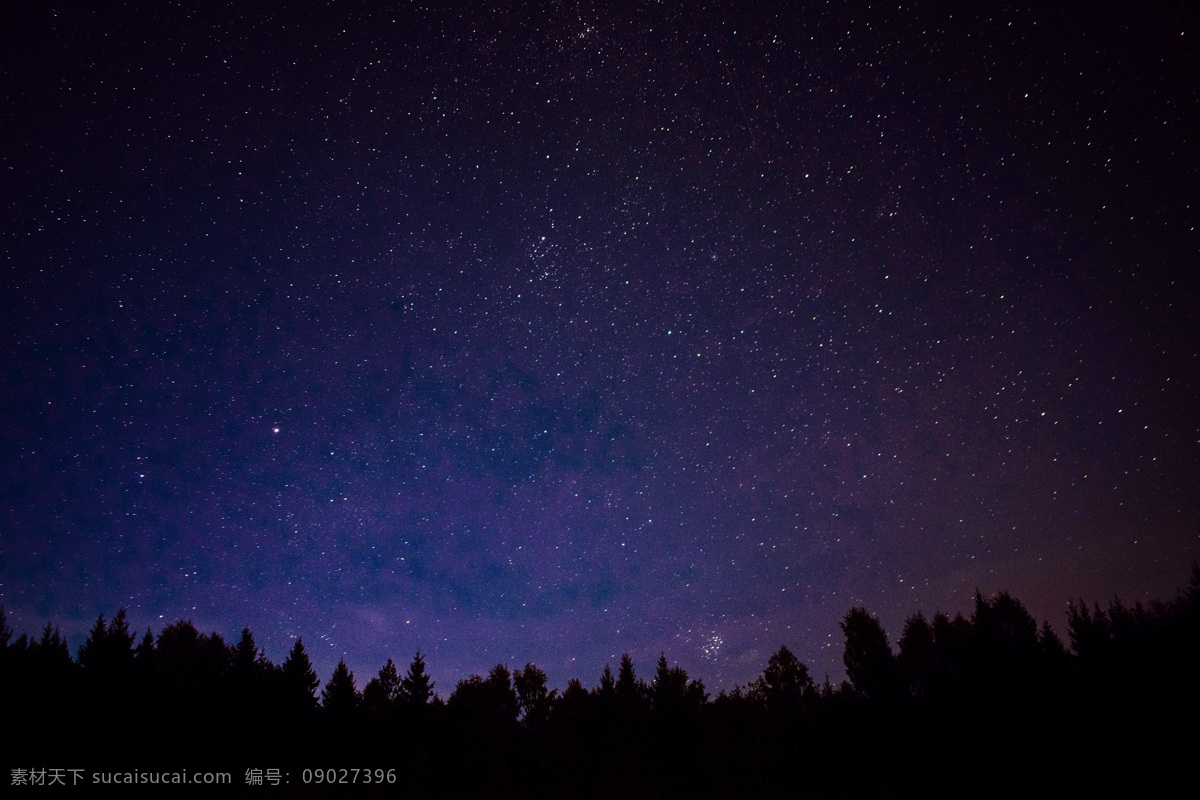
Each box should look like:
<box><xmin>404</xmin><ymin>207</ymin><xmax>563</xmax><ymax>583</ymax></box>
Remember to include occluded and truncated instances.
<box><xmin>33</xmin><ymin>623</ymin><xmax>72</xmax><ymax>668</ymax></box>
<box><xmin>322</xmin><ymin>658</ymin><xmax>360</xmax><ymax>715</ymax></box>
<box><xmin>616</xmin><ymin>652</ymin><xmax>640</xmax><ymax>704</ymax></box>
<box><xmin>107</xmin><ymin>610</ymin><xmax>134</xmax><ymax>660</ymax></box>
<box><xmin>134</xmin><ymin>629</ymin><xmax>155</xmax><ymax>662</ymax></box>
<box><xmin>230</xmin><ymin>627</ymin><xmax>272</xmax><ymax>714</ymax></box>
<box><xmin>280</xmin><ymin>638</ymin><xmax>319</xmax><ymax>713</ymax></box>
<box><xmin>651</xmin><ymin>653</ymin><xmax>689</xmax><ymax>713</ymax></box>
<box><xmin>30</xmin><ymin>623</ymin><xmax>74</xmax><ymax>720</ymax></box>
<box><xmin>132</xmin><ymin>629</ymin><xmax>155</xmax><ymax>685</ymax></box>
<box><xmin>77</xmin><ymin>614</ymin><xmax>109</xmax><ymax>672</ymax></box>
<box><xmin>232</xmin><ymin>628</ymin><xmax>261</xmax><ymax>675</ymax></box>
<box><xmin>399</xmin><ymin>651</ymin><xmax>435</xmax><ymax>706</ymax></box>
<box><xmin>598</xmin><ymin>663</ymin><xmax>616</xmax><ymax>698</ymax></box>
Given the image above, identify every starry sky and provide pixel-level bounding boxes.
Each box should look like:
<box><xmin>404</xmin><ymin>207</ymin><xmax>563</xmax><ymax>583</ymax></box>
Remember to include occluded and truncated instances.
<box><xmin>2</xmin><ymin>1</ymin><xmax>1197</xmax><ymax>692</ymax></box>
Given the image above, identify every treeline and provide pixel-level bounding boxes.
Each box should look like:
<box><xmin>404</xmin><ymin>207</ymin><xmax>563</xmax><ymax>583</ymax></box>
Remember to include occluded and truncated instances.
<box><xmin>3</xmin><ymin>566</ymin><xmax>1198</xmax><ymax>798</ymax></box>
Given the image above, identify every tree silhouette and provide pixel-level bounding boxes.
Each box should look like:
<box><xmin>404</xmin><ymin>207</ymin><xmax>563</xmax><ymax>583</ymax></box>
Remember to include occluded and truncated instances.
<box><xmin>76</xmin><ymin>609</ymin><xmax>137</xmax><ymax>732</ymax></box>
<box><xmin>555</xmin><ymin>677</ymin><xmax>591</xmax><ymax>725</ymax></box>
<box><xmin>232</xmin><ymin>628</ymin><xmax>262</xmax><ymax>676</ymax></box>
<box><xmin>227</xmin><ymin>628</ymin><xmax>262</xmax><ymax>708</ymax></box>
<box><xmin>321</xmin><ymin>658</ymin><xmax>360</xmax><ymax>716</ymax></box>
<box><xmin>32</xmin><ymin>622</ymin><xmax>72</xmax><ymax>667</ymax></box>
<box><xmin>77</xmin><ymin>613</ymin><xmax>110</xmax><ymax>672</ymax></box>
<box><xmin>399</xmin><ymin>651</ymin><xmax>435</xmax><ymax>707</ymax></box>
<box><xmin>134</xmin><ymin>629</ymin><xmax>154</xmax><ymax>660</ymax></box>
<box><xmin>28</xmin><ymin>620</ymin><xmax>75</xmax><ymax>725</ymax></box>
<box><xmin>1039</xmin><ymin>620</ymin><xmax>1069</xmax><ymax>663</ymax></box>
<box><xmin>751</xmin><ymin>645</ymin><xmax>813</xmax><ymax>711</ymax></box>
<box><xmin>362</xmin><ymin>657</ymin><xmax>401</xmax><ymax>718</ymax></box>
<box><xmin>897</xmin><ymin>612</ymin><xmax>936</xmax><ymax>698</ymax></box>
<box><xmin>0</xmin><ymin>570</ymin><xmax>1194</xmax><ymax>799</ymax></box>
<box><xmin>972</xmin><ymin>590</ymin><xmax>1040</xmax><ymax>679</ymax></box>
<box><xmin>107</xmin><ymin>609</ymin><xmax>135</xmax><ymax>658</ymax></box>
<box><xmin>280</xmin><ymin>638</ymin><xmax>320</xmax><ymax>715</ymax></box>
<box><xmin>840</xmin><ymin>607</ymin><xmax>896</xmax><ymax>701</ymax></box>
<box><xmin>148</xmin><ymin>620</ymin><xmax>232</xmax><ymax>751</ymax></box>
<box><xmin>616</xmin><ymin>652</ymin><xmax>643</xmax><ymax>708</ymax></box>
<box><xmin>1106</xmin><ymin>596</ymin><xmax>1152</xmax><ymax>655</ymax></box>
<box><xmin>448</xmin><ymin>665</ymin><xmax>519</xmax><ymax>725</ymax></box>
<box><xmin>650</xmin><ymin>653</ymin><xmax>690</xmax><ymax>714</ymax></box>
<box><xmin>156</xmin><ymin>621</ymin><xmax>228</xmax><ymax>700</ymax></box>
<box><xmin>931</xmin><ymin>611</ymin><xmax>973</xmax><ymax>693</ymax></box>
<box><xmin>131</xmin><ymin>628</ymin><xmax>155</xmax><ymax>688</ymax></box>
<box><xmin>597</xmin><ymin>663</ymin><xmax>616</xmax><ymax>700</ymax></box>
<box><xmin>486</xmin><ymin>663</ymin><xmax>520</xmax><ymax>722</ymax></box>
<box><xmin>447</xmin><ymin>665</ymin><xmax>522</xmax><ymax>794</ymax></box>
<box><xmin>514</xmin><ymin>662</ymin><xmax>550</xmax><ymax>727</ymax></box>
<box><xmin>1067</xmin><ymin>599</ymin><xmax>1111</xmax><ymax>662</ymax></box>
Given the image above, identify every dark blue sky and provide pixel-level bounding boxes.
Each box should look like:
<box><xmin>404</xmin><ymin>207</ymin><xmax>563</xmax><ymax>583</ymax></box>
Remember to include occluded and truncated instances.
<box><xmin>2</xmin><ymin>0</ymin><xmax>1196</xmax><ymax>693</ymax></box>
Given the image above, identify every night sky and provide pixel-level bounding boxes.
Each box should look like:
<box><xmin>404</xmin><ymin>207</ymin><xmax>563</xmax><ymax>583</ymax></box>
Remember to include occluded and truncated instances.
<box><xmin>2</xmin><ymin>1</ymin><xmax>1197</xmax><ymax>694</ymax></box>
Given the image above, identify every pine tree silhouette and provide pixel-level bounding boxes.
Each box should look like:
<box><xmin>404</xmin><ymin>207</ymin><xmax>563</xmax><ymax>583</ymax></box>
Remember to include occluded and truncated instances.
<box><xmin>597</xmin><ymin>663</ymin><xmax>616</xmax><ymax>699</ymax></box>
<box><xmin>77</xmin><ymin>613</ymin><xmax>110</xmax><ymax>673</ymax></box>
<box><xmin>616</xmin><ymin>652</ymin><xmax>642</xmax><ymax>708</ymax></box>
<box><xmin>321</xmin><ymin>658</ymin><xmax>360</xmax><ymax>716</ymax></box>
<box><xmin>280</xmin><ymin>638</ymin><xmax>320</xmax><ymax>715</ymax></box>
<box><xmin>399</xmin><ymin>651</ymin><xmax>435</xmax><ymax>707</ymax></box>
<box><xmin>650</xmin><ymin>653</ymin><xmax>689</xmax><ymax>714</ymax></box>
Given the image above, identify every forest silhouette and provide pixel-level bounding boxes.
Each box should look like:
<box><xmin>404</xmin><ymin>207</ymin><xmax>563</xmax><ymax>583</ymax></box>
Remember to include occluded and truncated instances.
<box><xmin>3</xmin><ymin>565</ymin><xmax>1197</xmax><ymax>798</ymax></box>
